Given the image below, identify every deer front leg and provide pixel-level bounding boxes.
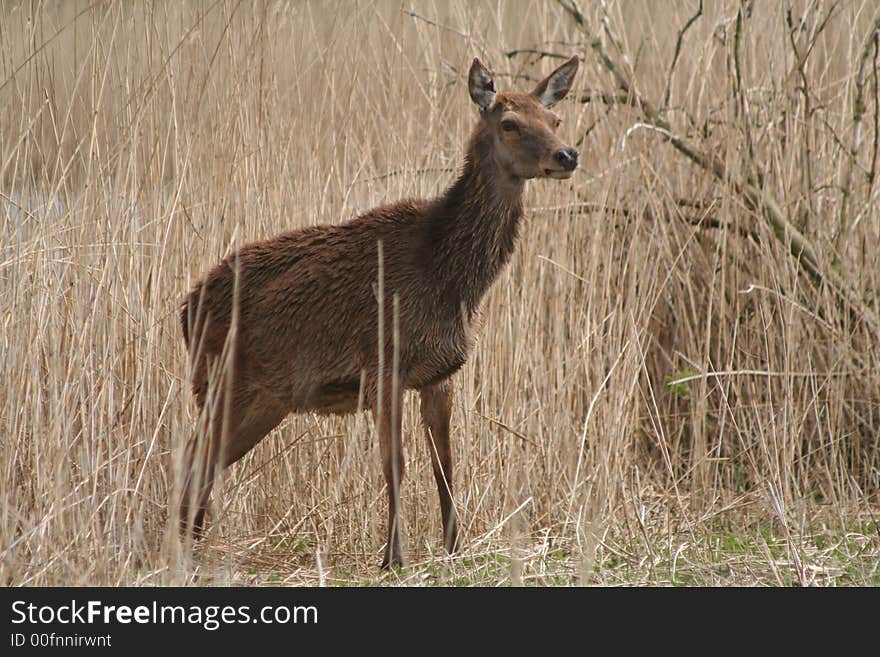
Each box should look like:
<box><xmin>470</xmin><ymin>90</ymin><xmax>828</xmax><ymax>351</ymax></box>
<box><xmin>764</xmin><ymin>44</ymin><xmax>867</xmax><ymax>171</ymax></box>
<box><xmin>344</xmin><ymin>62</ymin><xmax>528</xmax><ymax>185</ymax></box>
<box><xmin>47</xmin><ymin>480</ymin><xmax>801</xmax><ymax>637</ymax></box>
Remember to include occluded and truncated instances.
<box><xmin>420</xmin><ymin>380</ymin><xmax>458</xmax><ymax>554</ymax></box>
<box><xmin>179</xmin><ymin>429</ymin><xmax>218</xmax><ymax>540</ymax></box>
<box><xmin>373</xmin><ymin>378</ymin><xmax>405</xmax><ymax>570</ymax></box>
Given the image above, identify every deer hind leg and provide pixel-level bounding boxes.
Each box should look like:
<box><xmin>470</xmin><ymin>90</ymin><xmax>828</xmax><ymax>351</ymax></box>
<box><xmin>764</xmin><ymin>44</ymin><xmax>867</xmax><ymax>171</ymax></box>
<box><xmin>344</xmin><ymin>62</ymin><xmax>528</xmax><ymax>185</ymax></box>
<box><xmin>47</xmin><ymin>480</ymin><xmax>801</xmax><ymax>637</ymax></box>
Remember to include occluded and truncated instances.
<box><xmin>371</xmin><ymin>376</ymin><xmax>406</xmax><ymax>570</ymax></box>
<box><xmin>179</xmin><ymin>389</ymin><xmax>287</xmax><ymax>539</ymax></box>
<box><xmin>420</xmin><ymin>380</ymin><xmax>458</xmax><ymax>554</ymax></box>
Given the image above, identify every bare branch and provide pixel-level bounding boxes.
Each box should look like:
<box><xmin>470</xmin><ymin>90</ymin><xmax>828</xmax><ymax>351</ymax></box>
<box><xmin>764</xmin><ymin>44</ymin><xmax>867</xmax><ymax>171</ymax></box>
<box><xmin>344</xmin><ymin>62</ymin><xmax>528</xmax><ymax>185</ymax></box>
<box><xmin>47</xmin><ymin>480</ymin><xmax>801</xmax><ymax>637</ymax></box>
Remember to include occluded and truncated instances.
<box><xmin>868</xmin><ymin>24</ymin><xmax>879</xmax><ymax>190</ymax></box>
<box><xmin>786</xmin><ymin>5</ymin><xmax>814</xmax><ymax>227</ymax></box>
<box><xmin>544</xmin><ymin>200</ymin><xmax>761</xmax><ymax>244</ymax></box>
<box><xmin>579</xmin><ymin>89</ymin><xmax>637</xmax><ymax>106</ymax></box>
<box><xmin>558</xmin><ymin>0</ymin><xmax>880</xmax><ymax>336</ymax></box>
<box><xmin>557</xmin><ymin>0</ymin><xmax>634</xmax><ymax>96</ymax></box>
<box><xmin>838</xmin><ymin>14</ymin><xmax>880</xmax><ymax>242</ymax></box>
<box><xmin>662</xmin><ymin>0</ymin><xmax>703</xmax><ymax>110</ymax></box>
<box><xmin>732</xmin><ymin>5</ymin><xmax>759</xmax><ymax>185</ymax></box>
<box><xmin>782</xmin><ymin>0</ymin><xmax>841</xmax><ymax>89</ymax></box>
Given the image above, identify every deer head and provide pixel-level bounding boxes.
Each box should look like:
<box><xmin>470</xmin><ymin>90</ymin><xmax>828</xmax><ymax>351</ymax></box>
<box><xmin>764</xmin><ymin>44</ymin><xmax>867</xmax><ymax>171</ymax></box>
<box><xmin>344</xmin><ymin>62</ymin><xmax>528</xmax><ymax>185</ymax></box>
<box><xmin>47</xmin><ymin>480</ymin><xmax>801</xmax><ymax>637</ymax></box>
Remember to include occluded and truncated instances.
<box><xmin>468</xmin><ymin>55</ymin><xmax>580</xmax><ymax>180</ymax></box>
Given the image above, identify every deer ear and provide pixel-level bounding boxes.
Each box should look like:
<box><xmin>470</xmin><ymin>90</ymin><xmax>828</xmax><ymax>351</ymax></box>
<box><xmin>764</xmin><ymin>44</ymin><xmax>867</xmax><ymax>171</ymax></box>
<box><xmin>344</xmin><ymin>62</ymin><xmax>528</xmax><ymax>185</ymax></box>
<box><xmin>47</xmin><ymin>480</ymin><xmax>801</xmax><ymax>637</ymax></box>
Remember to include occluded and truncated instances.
<box><xmin>468</xmin><ymin>58</ymin><xmax>496</xmax><ymax>112</ymax></box>
<box><xmin>531</xmin><ymin>55</ymin><xmax>579</xmax><ymax>108</ymax></box>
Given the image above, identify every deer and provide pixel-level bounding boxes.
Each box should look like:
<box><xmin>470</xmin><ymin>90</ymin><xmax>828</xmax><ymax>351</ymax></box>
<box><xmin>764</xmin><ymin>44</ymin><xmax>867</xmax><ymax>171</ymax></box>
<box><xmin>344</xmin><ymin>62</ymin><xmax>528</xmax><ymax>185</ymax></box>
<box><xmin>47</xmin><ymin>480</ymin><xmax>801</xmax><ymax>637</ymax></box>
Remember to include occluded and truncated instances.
<box><xmin>178</xmin><ymin>54</ymin><xmax>580</xmax><ymax>569</ymax></box>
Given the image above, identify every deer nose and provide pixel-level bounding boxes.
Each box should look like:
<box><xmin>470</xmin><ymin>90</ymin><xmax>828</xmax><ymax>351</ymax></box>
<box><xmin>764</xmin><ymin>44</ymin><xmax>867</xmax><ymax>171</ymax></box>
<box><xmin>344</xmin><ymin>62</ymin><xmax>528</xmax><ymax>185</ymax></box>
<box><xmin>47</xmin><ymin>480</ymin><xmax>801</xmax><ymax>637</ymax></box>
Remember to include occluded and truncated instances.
<box><xmin>555</xmin><ymin>147</ymin><xmax>579</xmax><ymax>171</ymax></box>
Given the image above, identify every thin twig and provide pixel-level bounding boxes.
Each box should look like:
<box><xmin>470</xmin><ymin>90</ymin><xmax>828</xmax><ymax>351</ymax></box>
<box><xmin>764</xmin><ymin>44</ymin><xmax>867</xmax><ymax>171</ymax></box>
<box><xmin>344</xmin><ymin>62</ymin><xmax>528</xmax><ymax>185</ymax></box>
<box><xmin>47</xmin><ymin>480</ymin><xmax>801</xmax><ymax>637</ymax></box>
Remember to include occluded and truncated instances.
<box><xmin>402</xmin><ymin>9</ymin><xmax>472</xmax><ymax>41</ymax></box>
<box><xmin>476</xmin><ymin>413</ymin><xmax>540</xmax><ymax>447</ymax></box>
<box><xmin>505</xmin><ymin>48</ymin><xmax>568</xmax><ymax>60</ymax></box>
<box><xmin>764</xmin><ymin>481</ymin><xmax>807</xmax><ymax>587</ymax></box>
<box><xmin>349</xmin><ymin>166</ymin><xmax>455</xmax><ymax>186</ymax></box>
<box><xmin>667</xmin><ymin>368</ymin><xmax>863</xmax><ymax>387</ymax></box>
<box><xmin>807</xmin><ymin>3</ymin><xmax>841</xmax><ymax>74</ymax></box>
<box><xmin>663</xmin><ymin>0</ymin><xmax>703</xmax><ymax>110</ymax></box>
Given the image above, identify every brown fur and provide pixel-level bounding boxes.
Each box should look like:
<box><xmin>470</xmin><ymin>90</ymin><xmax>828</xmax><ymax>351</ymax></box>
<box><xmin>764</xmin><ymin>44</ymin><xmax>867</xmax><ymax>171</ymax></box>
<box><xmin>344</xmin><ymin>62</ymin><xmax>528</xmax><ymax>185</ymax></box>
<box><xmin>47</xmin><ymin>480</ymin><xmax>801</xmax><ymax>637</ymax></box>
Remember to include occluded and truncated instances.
<box><xmin>178</xmin><ymin>56</ymin><xmax>580</xmax><ymax>569</ymax></box>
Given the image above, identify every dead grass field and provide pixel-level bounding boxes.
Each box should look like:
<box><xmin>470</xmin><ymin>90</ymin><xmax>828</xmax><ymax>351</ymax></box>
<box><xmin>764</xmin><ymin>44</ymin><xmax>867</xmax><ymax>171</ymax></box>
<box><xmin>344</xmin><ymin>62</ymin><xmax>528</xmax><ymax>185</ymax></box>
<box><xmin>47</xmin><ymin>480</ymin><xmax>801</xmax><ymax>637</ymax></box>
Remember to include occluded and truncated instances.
<box><xmin>1</xmin><ymin>0</ymin><xmax>879</xmax><ymax>586</ymax></box>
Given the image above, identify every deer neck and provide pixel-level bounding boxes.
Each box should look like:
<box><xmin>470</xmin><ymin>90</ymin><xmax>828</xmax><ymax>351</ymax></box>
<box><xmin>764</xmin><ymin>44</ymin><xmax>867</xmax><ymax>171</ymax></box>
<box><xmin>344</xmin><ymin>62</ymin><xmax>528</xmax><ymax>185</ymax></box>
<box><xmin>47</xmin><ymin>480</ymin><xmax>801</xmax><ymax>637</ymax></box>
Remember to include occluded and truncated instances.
<box><xmin>427</xmin><ymin>124</ymin><xmax>526</xmax><ymax>315</ymax></box>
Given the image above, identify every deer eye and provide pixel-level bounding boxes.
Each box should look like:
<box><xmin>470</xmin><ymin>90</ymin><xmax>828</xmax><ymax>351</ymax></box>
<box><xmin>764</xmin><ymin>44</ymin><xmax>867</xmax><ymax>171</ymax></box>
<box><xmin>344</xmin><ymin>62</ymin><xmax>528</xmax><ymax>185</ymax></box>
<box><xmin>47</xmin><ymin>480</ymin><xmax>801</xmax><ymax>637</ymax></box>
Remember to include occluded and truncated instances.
<box><xmin>501</xmin><ymin>120</ymin><xmax>519</xmax><ymax>133</ymax></box>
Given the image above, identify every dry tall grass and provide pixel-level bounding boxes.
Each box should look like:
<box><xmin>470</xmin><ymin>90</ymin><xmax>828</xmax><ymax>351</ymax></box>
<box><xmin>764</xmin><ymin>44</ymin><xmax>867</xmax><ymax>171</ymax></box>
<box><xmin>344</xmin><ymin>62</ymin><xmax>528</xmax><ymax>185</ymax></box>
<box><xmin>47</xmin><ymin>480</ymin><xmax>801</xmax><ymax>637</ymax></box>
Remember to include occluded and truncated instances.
<box><xmin>1</xmin><ymin>0</ymin><xmax>878</xmax><ymax>586</ymax></box>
